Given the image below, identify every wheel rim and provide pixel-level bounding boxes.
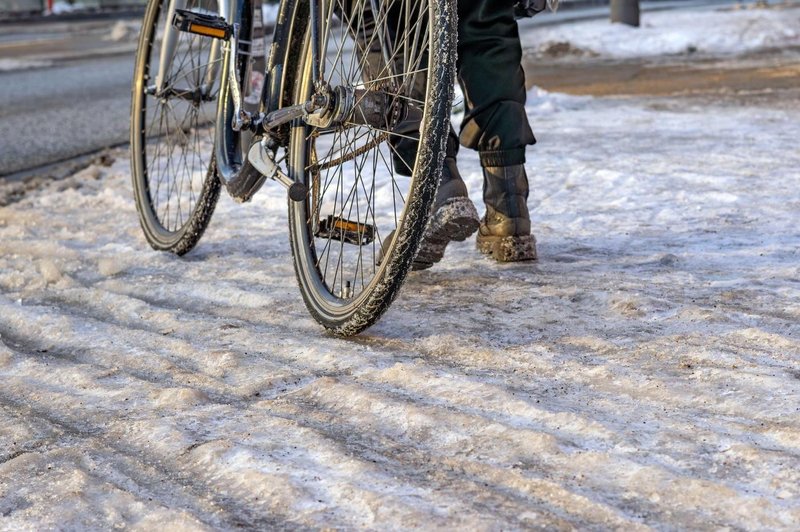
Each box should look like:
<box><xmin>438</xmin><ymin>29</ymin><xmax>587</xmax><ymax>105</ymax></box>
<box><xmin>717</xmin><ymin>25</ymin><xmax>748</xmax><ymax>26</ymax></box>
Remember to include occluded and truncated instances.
<box><xmin>288</xmin><ymin>0</ymin><xmax>443</xmax><ymax>322</ymax></box>
<box><xmin>132</xmin><ymin>0</ymin><xmax>221</xmax><ymax>241</ymax></box>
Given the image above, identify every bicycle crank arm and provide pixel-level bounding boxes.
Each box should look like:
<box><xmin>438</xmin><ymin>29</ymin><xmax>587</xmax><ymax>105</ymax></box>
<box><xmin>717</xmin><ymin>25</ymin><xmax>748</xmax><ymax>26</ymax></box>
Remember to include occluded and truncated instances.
<box><xmin>257</xmin><ymin>103</ymin><xmax>309</xmax><ymax>132</ymax></box>
<box><xmin>254</xmin><ymin>94</ymin><xmax>328</xmax><ymax>133</ymax></box>
<box><xmin>247</xmin><ymin>141</ymin><xmax>307</xmax><ymax>202</ymax></box>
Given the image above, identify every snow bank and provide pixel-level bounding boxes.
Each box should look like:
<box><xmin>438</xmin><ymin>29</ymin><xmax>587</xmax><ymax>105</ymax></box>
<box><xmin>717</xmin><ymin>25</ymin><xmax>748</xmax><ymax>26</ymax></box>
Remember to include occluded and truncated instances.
<box><xmin>50</xmin><ymin>1</ymin><xmax>85</xmax><ymax>15</ymax></box>
<box><xmin>0</xmin><ymin>58</ymin><xmax>53</xmax><ymax>72</ymax></box>
<box><xmin>525</xmin><ymin>3</ymin><xmax>800</xmax><ymax>58</ymax></box>
<box><xmin>104</xmin><ymin>20</ymin><xmax>140</xmax><ymax>43</ymax></box>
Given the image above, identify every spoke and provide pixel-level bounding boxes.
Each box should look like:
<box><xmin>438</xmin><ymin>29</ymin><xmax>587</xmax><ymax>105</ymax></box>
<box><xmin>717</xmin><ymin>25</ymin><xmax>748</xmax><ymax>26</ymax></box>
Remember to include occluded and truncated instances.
<box><xmin>150</xmin><ymin>100</ymin><xmax>169</xmax><ymax>215</ymax></box>
<box><xmin>342</xmin><ymin>123</ymin><xmax>419</xmax><ymax>143</ymax></box>
<box><xmin>139</xmin><ymin>0</ymin><xmax>218</xmax><ymax>233</ymax></box>
<box><xmin>299</xmin><ymin>0</ymin><xmax>433</xmax><ymax>301</ymax></box>
<box><xmin>365</xmin><ymin>67</ymin><xmax>428</xmax><ymax>90</ymax></box>
<box><xmin>350</xmin><ymin>1</ymin><xmax>429</xmax><ymax>91</ymax></box>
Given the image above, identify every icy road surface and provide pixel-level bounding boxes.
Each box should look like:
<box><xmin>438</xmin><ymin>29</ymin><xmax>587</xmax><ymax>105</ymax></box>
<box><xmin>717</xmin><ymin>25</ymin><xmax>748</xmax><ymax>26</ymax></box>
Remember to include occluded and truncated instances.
<box><xmin>1</xmin><ymin>84</ymin><xmax>798</xmax><ymax>528</ymax></box>
<box><xmin>4</xmin><ymin>1</ymin><xmax>800</xmax><ymax>521</ymax></box>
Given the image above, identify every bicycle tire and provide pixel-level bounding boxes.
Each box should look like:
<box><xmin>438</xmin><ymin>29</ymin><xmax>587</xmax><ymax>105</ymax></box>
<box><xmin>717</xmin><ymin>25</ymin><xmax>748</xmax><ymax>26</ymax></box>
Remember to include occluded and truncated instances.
<box><xmin>130</xmin><ymin>0</ymin><xmax>223</xmax><ymax>255</ymax></box>
<box><xmin>286</xmin><ymin>0</ymin><xmax>457</xmax><ymax>335</ymax></box>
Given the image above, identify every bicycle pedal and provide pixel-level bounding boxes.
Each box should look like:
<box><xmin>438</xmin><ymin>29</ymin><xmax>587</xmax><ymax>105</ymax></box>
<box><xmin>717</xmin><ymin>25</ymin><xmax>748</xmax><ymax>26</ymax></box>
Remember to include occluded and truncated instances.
<box><xmin>316</xmin><ymin>216</ymin><xmax>375</xmax><ymax>246</ymax></box>
<box><xmin>172</xmin><ymin>9</ymin><xmax>232</xmax><ymax>40</ymax></box>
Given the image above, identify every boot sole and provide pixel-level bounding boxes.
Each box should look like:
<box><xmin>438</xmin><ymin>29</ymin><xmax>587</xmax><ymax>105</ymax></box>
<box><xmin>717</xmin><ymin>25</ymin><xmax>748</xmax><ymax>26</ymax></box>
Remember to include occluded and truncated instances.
<box><xmin>413</xmin><ymin>197</ymin><xmax>480</xmax><ymax>270</ymax></box>
<box><xmin>476</xmin><ymin>233</ymin><xmax>538</xmax><ymax>262</ymax></box>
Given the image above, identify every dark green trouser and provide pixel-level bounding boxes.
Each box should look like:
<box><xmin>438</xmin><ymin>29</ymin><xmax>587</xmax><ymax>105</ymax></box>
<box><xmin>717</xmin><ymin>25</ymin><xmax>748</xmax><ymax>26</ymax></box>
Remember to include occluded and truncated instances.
<box><xmin>342</xmin><ymin>0</ymin><xmax>535</xmax><ymax>172</ymax></box>
<box><xmin>455</xmin><ymin>0</ymin><xmax>536</xmax><ymax>167</ymax></box>
<box><xmin>391</xmin><ymin>0</ymin><xmax>535</xmax><ymax>173</ymax></box>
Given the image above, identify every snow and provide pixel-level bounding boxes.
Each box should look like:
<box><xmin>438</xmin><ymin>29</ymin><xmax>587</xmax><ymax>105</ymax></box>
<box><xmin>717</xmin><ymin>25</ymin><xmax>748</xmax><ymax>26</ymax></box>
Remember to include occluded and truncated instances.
<box><xmin>1</xmin><ymin>3</ymin><xmax>800</xmax><ymax>529</ymax></box>
<box><xmin>524</xmin><ymin>3</ymin><xmax>800</xmax><ymax>58</ymax></box>
<box><xmin>49</xmin><ymin>1</ymin><xmax>86</xmax><ymax>15</ymax></box>
<box><xmin>262</xmin><ymin>2</ymin><xmax>279</xmax><ymax>26</ymax></box>
<box><xmin>104</xmin><ymin>20</ymin><xmax>140</xmax><ymax>43</ymax></box>
<box><xmin>1</xmin><ymin>83</ymin><xmax>798</xmax><ymax>527</ymax></box>
<box><xmin>0</xmin><ymin>58</ymin><xmax>53</xmax><ymax>72</ymax></box>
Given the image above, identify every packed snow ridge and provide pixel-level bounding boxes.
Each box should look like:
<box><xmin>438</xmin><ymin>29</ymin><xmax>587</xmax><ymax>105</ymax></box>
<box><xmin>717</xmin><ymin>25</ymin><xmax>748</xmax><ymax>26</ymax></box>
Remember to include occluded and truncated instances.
<box><xmin>525</xmin><ymin>2</ymin><xmax>800</xmax><ymax>58</ymax></box>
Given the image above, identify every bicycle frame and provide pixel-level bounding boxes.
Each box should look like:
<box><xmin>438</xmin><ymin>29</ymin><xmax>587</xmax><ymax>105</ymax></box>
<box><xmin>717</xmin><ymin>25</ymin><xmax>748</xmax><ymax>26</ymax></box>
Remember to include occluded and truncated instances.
<box><xmin>210</xmin><ymin>0</ymin><xmax>320</xmax><ymax>200</ymax></box>
<box><xmin>150</xmin><ymin>0</ymin><xmax>322</xmax><ymax>125</ymax></box>
<box><xmin>155</xmin><ymin>0</ymin><xmax>226</xmax><ymax>96</ymax></box>
<box><xmin>153</xmin><ymin>0</ymin><xmax>408</xmax><ymax>202</ymax></box>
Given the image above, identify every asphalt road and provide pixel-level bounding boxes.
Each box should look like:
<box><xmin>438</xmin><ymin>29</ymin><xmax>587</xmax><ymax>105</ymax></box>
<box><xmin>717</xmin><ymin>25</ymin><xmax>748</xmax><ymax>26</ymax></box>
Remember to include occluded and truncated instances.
<box><xmin>0</xmin><ymin>16</ymin><xmax>143</xmax><ymax>176</ymax></box>
<box><xmin>0</xmin><ymin>54</ymin><xmax>134</xmax><ymax>176</ymax></box>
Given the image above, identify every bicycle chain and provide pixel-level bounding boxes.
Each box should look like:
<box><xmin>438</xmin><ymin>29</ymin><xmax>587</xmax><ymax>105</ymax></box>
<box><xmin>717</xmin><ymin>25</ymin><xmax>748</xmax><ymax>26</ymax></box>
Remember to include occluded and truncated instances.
<box><xmin>310</xmin><ymin>131</ymin><xmax>390</xmax><ymax>173</ymax></box>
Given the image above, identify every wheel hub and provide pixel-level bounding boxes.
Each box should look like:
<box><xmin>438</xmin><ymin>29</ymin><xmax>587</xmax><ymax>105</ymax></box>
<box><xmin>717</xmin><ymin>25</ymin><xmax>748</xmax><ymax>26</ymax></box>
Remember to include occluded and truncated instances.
<box><xmin>304</xmin><ymin>84</ymin><xmax>411</xmax><ymax>132</ymax></box>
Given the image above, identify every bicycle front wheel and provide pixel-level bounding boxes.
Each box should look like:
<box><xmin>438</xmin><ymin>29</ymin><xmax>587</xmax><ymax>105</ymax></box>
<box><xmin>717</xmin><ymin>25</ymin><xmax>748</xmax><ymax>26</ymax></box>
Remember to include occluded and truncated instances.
<box><xmin>130</xmin><ymin>0</ymin><xmax>222</xmax><ymax>254</ymax></box>
<box><xmin>286</xmin><ymin>0</ymin><xmax>457</xmax><ymax>335</ymax></box>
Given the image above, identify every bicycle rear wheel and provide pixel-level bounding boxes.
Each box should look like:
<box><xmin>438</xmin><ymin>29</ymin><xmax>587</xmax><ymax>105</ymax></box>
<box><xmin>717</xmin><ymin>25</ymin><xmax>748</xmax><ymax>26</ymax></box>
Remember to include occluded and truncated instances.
<box><xmin>286</xmin><ymin>0</ymin><xmax>456</xmax><ymax>335</ymax></box>
<box><xmin>130</xmin><ymin>0</ymin><xmax>222</xmax><ymax>254</ymax></box>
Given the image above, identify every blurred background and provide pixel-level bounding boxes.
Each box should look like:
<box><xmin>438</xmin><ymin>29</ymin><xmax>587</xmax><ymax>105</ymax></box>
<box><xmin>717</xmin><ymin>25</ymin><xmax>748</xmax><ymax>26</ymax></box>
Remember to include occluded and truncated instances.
<box><xmin>1</xmin><ymin>0</ymin><xmax>145</xmax><ymax>17</ymax></box>
<box><xmin>0</xmin><ymin>0</ymin><xmax>797</xmax><ymax>180</ymax></box>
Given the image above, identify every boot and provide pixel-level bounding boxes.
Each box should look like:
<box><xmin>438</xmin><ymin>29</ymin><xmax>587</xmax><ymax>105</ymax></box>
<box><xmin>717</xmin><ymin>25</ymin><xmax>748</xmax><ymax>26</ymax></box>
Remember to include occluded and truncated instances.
<box><xmin>412</xmin><ymin>157</ymin><xmax>480</xmax><ymax>270</ymax></box>
<box><xmin>476</xmin><ymin>165</ymin><xmax>537</xmax><ymax>262</ymax></box>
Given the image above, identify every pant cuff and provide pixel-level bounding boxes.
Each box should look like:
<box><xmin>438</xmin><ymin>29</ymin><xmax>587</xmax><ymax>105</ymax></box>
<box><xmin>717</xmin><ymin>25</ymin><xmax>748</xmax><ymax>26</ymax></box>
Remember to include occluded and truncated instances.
<box><xmin>479</xmin><ymin>148</ymin><xmax>527</xmax><ymax>168</ymax></box>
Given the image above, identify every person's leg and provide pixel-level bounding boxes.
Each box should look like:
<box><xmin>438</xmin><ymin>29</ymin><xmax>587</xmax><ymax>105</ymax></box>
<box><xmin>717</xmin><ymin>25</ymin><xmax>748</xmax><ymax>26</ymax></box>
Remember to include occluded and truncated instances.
<box><xmin>387</xmin><ymin>5</ymin><xmax>482</xmax><ymax>271</ymax></box>
<box><xmin>343</xmin><ymin>0</ymin><xmax>478</xmax><ymax>269</ymax></box>
<box><xmin>456</xmin><ymin>0</ymin><xmax>535</xmax><ymax>163</ymax></box>
<box><xmin>411</xmin><ymin>134</ymin><xmax>480</xmax><ymax>270</ymax></box>
<box><xmin>457</xmin><ymin>0</ymin><xmax>537</xmax><ymax>262</ymax></box>
<box><xmin>476</xmin><ymin>164</ymin><xmax>537</xmax><ymax>261</ymax></box>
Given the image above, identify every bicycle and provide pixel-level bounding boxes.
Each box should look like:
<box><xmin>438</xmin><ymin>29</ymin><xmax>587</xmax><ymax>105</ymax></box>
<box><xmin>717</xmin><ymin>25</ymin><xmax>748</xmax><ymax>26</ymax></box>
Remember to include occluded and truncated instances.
<box><xmin>130</xmin><ymin>0</ymin><xmax>456</xmax><ymax>335</ymax></box>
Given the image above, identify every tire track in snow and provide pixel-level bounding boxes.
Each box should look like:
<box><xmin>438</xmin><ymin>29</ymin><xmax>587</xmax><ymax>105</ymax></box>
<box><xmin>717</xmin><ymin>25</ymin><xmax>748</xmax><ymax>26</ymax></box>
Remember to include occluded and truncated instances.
<box><xmin>0</xmin><ymin>390</ymin><xmax>294</xmax><ymax>529</ymax></box>
<box><xmin>345</xmin><ymin>323</ymin><xmax>800</xmax><ymax>526</ymax></box>
<box><xmin>267</xmin><ymin>371</ymin><xmax>796</xmax><ymax>529</ymax></box>
<box><xmin>263</xmin><ymin>388</ymin><xmax>643</xmax><ymax>528</ymax></box>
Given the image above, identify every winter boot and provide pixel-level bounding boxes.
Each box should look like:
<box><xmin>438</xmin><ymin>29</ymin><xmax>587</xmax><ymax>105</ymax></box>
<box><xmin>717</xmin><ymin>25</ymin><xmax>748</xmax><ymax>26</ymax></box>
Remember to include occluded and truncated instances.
<box><xmin>476</xmin><ymin>164</ymin><xmax>537</xmax><ymax>262</ymax></box>
<box><xmin>412</xmin><ymin>157</ymin><xmax>480</xmax><ymax>270</ymax></box>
